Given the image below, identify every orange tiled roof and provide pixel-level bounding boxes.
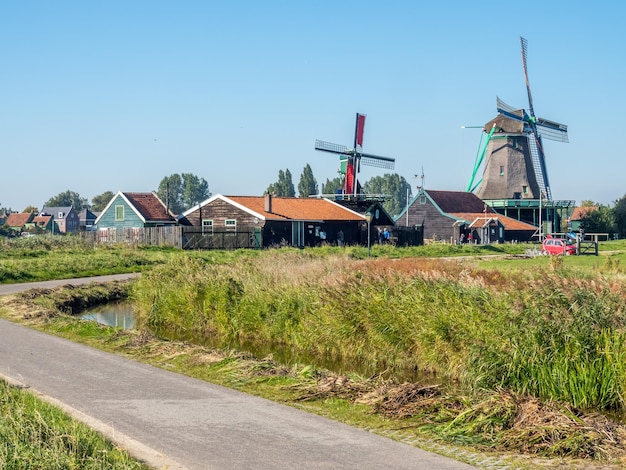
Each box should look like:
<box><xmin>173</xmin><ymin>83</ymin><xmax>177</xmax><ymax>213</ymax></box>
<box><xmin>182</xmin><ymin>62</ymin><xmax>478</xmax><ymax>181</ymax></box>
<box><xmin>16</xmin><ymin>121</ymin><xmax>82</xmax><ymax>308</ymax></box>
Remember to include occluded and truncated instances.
<box><xmin>123</xmin><ymin>192</ymin><xmax>176</xmax><ymax>222</ymax></box>
<box><xmin>5</xmin><ymin>213</ymin><xmax>33</xmax><ymax>227</ymax></box>
<box><xmin>226</xmin><ymin>196</ymin><xmax>363</xmax><ymax>221</ymax></box>
<box><xmin>32</xmin><ymin>215</ymin><xmax>53</xmax><ymax>226</ymax></box>
<box><xmin>570</xmin><ymin>206</ymin><xmax>597</xmax><ymax>221</ymax></box>
<box><xmin>449</xmin><ymin>212</ymin><xmax>537</xmax><ymax>231</ymax></box>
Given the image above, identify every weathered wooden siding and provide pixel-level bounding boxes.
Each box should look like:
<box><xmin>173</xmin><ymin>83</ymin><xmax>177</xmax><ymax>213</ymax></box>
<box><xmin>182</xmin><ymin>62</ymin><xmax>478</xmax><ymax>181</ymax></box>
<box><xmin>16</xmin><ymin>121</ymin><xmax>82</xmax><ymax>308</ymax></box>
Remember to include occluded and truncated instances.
<box><xmin>401</xmin><ymin>196</ymin><xmax>458</xmax><ymax>242</ymax></box>
<box><xmin>97</xmin><ymin>195</ymin><xmax>145</xmax><ymax>229</ymax></box>
<box><xmin>83</xmin><ymin>226</ymin><xmax>183</xmax><ymax>248</ymax></box>
<box><xmin>181</xmin><ymin>199</ymin><xmax>262</xmax><ymax>229</ymax></box>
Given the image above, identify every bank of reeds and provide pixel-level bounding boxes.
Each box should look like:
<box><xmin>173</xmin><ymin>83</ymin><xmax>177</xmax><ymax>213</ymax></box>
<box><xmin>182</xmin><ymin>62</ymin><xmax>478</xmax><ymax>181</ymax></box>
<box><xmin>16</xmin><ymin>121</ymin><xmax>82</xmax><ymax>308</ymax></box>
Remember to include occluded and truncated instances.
<box><xmin>132</xmin><ymin>250</ymin><xmax>626</xmax><ymax>412</ymax></box>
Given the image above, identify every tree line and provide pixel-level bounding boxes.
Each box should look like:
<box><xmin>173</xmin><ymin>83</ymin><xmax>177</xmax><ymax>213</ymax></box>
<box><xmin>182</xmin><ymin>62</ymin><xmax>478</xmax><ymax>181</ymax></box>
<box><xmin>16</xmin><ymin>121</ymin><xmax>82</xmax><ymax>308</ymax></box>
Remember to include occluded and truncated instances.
<box><xmin>1</xmin><ymin>164</ymin><xmax>412</xmax><ymax>218</ymax></box>
<box><xmin>8</xmin><ymin>164</ymin><xmax>624</xmax><ymax>234</ymax></box>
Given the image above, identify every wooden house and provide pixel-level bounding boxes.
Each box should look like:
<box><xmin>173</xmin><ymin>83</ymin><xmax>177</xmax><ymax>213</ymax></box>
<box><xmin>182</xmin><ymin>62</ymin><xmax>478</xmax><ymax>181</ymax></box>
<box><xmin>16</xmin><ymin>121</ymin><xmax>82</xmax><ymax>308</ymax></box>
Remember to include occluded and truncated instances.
<box><xmin>41</xmin><ymin>206</ymin><xmax>79</xmax><ymax>234</ymax></box>
<box><xmin>568</xmin><ymin>206</ymin><xmax>597</xmax><ymax>233</ymax></box>
<box><xmin>395</xmin><ymin>189</ymin><xmax>537</xmax><ymax>243</ymax></box>
<box><xmin>30</xmin><ymin>214</ymin><xmax>55</xmax><ymax>233</ymax></box>
<box><xmin>95</xmin><ymin>192</ymin><xmax>177</xmax><ymax>230</ymax></box>
<box><xmin>5</xmin><ymin>212</ymin><xmax>34</xmax><ymax>232</ymax></box>
<box><xmin>78</xmin><ymin>208</ymin><xmax>98</xmax><ymax>231</ymax></box>
<box><xmin>178</xmin><ymin>193</ymin><xmax>366</xmax><ymax>248</ymax></box>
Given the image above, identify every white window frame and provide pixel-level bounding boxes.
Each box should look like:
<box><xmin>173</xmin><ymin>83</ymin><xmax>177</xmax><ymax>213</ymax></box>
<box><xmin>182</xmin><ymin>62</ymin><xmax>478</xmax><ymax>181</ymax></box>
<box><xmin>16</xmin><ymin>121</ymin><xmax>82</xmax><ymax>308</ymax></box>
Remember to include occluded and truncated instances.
<box><xmin>115</xmin><ymin>205</ymin><xmax>124</xmax><ymax>222</ymax></box>
<box><xmin>202</xmin><ymin>219</ymin><xmax>213</xmax><ymax>234</ymax></box>
<box><xmin>225</xmin><ymin>219</ymin><xmax>236</xmax><ymax>231</ymax></box>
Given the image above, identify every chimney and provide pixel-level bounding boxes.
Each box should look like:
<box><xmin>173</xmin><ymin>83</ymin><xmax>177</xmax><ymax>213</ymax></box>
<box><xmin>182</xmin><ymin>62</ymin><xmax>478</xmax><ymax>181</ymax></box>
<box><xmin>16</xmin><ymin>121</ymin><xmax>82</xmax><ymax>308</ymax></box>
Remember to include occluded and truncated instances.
<box><xmin>264</xmin><ymin>193</ymin><xmax>272</xmax><ymax>213</ymax></box>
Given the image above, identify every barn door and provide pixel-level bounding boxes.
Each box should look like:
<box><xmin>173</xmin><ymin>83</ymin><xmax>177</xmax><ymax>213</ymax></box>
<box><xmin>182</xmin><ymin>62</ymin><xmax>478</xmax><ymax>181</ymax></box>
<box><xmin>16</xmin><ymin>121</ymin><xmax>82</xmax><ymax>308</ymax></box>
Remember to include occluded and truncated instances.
<box><xmin>292</xmin><ymin>221</ymin><xmax>305</xmax><ymax>247</ymax></box>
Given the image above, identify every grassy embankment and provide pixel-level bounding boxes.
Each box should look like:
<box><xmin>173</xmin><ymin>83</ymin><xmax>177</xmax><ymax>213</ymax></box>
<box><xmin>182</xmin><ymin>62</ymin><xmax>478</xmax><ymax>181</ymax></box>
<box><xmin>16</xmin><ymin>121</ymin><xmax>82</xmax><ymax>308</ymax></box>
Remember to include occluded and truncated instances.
<box><xmin>0</xmin><ymin>378</ymin><xmax>149</xmax><ymax>469</ymax></box>
<box><xmin>4</xmin><ymin>236</ymin><xmax>626</xmax><ymax>467</ymax></box>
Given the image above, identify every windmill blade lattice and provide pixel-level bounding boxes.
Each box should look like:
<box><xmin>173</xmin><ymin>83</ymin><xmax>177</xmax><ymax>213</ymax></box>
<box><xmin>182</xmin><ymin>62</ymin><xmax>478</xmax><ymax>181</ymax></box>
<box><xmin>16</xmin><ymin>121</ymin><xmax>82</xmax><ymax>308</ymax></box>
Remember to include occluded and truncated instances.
<box><xmin>361</xmin><ymin>153</ymin><xmax>395</xmax><ymax>169</ymax></box>
<box><xmin>528</xmin><ymin>132</ymin><xmax>551</xmax><ymax>200</ymax></box>
<box><xmin>536</xmin><ymin>119</ymin><xmax>569</xmax><ymax>143</ymax></box>
<box><xmin>314</xmin><ymin>140</ymin><xmax>350</xmax><ymax>155</ymax></box>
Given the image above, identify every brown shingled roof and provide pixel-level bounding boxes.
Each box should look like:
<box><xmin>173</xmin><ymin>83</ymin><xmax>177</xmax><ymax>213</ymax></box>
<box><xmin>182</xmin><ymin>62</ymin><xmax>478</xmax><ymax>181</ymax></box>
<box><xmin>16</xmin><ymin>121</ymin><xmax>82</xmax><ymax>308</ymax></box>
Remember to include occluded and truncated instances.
<box><xmin>427</xmin><ymin>190</ymin><xmax>494</xmax><ymax>213</ymax></box>
<box><xmin>123</xmin><ymin>192</ymin><xmax>176</xmax><ymax>222</ymax></box>
<box><xmin>226</xmin><ymin>196</ymin><xmax>363</xmax><ymax>221</ymax></box>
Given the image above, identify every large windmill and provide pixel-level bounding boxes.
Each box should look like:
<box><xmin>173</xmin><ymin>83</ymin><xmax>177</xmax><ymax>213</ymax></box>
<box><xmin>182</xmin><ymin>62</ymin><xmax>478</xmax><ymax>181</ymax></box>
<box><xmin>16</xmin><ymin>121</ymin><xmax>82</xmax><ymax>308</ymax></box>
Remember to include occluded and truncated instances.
<box><xmin>469</xmin><ymin>37</ymin><xmax>568</xmax><ymax>201</ymax></box>
<box><xmin>315</xmin><ymin>113</ymin><xmax>395</xmax><ymax>197</ymax></box>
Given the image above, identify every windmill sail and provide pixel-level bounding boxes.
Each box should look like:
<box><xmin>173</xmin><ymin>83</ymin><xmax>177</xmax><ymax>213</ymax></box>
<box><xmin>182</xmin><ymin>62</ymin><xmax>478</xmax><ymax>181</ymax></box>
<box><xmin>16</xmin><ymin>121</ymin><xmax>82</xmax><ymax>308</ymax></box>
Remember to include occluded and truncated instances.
<box><xmin>315</xmin><ymin>113</ymin><xmax>395</xmax><ymax>197</ymax></box>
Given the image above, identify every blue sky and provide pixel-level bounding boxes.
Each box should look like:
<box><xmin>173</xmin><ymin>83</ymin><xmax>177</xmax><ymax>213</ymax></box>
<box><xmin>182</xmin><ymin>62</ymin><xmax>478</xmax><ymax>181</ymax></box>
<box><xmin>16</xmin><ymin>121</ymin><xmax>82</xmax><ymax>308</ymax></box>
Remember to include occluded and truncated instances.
<box><xmin>1</xmin><ymin>1</ymin><xmax>624</xmax><ymax>211</ymax></box>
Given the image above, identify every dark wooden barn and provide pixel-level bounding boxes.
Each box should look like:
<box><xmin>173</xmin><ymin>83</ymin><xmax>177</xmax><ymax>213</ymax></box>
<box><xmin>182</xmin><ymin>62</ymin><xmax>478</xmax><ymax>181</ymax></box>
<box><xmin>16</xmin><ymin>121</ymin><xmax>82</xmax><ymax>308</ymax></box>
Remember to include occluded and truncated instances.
<box><xmin>395</xmin><ymin>189</ymin><xmax>537</xmax><ymax>243</ymax></box>
<box><xmin>177</xmin><ymin>194</ymin><xmax>368</xmax><ymax>249</ymax></box>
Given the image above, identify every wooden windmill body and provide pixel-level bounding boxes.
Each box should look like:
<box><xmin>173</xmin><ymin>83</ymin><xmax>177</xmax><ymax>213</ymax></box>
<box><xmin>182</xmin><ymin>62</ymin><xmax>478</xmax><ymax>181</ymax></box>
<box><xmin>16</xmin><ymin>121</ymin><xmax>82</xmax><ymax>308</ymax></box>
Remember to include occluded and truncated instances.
<box><xmin>476</xmin><ymin>114</ymin><xmax>542</xmax><ymax>200</ymax></box>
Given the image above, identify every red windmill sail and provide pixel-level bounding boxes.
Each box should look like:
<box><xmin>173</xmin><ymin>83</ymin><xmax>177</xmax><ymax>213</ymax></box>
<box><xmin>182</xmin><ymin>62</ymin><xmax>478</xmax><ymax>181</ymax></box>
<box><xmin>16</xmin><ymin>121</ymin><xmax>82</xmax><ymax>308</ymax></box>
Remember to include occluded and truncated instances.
<box><xmin>315</xmin><ymin>113</ymin><xmax>395</xmax><ymax>197</ymax></box>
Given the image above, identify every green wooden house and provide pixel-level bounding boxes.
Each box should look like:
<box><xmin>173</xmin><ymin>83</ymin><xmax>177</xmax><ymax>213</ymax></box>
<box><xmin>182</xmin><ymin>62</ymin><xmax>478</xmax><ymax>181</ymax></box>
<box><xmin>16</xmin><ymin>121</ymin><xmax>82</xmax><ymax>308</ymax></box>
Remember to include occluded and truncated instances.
<box><xmin>95</xmin><ymin>191</ymin><xmax>177</xmax><ymax>229</ymax></box>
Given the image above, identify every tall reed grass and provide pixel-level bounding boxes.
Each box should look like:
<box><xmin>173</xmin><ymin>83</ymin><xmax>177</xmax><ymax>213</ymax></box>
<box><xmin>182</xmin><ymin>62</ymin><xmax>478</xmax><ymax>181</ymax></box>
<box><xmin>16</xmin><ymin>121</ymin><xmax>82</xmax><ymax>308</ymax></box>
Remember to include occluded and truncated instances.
<box><xmin>0</xmin><ymin>379</ymin><xmax>147</xmax><ymax>469</ymax></box>
<box><xmin>132</xmin><ymin>250</ymin><xmax>626</xmax><ymax>411</ymax></box>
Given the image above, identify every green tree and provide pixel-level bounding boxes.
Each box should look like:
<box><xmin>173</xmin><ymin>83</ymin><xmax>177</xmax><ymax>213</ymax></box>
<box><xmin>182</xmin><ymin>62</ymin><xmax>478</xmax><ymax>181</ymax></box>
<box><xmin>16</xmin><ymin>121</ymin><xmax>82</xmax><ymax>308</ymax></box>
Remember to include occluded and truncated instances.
<box><xmin>157</xmin><ymin>173</ymin><xmax>210</xmax><ymax>214</ymax></box>
<box><xmin>578</xmin><ymin>204</ymin><xmax>615</xmax><ymax>235</ymax></box>
<box><xmin>613</xmin><ymin>195</ymin><xmax>626</xmax><ymax>238</ymax></box>
<box><xmin>45</xmin><ymin>190</ymin><xmax>88</xmax><ymax>210</ymax></box>
<box><xmin>321</xmin><ymin>177</ymin><xmax>342</xmax><ymax>195</ymax></box>
<box><xmin>362</xmin><ymin>173</ymin><xmax>412</xmax><ymax>218</ymax></box>
<box><xmin>266</xmin><ymin>169</ymin><xmax>295</xmax><ymax>197</ymax></box>
<box><xmin>297</xmin><ymin>164</ymin><xmax>318</xmax><ymax>197</ymax></box>
<box><xmin>181</xmin><ymin>173</ymin><xmax>210</xmax><ymax>208</ymax></box>
<box><xmin>91</xmin><ymin>191</ymin><xmax>115</xmax><ymax>212</ymax></box>
<box><xmin>23</xmin><ymin>205</ymin><xmax>39</xmax><ymax>214</ymax></box>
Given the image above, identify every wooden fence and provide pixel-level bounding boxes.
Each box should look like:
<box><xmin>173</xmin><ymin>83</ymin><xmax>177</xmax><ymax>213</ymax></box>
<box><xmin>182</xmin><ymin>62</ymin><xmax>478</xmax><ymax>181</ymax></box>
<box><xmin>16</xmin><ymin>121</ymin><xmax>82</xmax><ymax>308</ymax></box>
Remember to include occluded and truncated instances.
<box><xmin>81</xmin><ymin>227</ymin><xmax>184</xmax><ymax>248</ymax></box>
<box><xmin>81</xmin><ymin>226</ymin><xmax>259</xmax><ymax>250</ymax></box>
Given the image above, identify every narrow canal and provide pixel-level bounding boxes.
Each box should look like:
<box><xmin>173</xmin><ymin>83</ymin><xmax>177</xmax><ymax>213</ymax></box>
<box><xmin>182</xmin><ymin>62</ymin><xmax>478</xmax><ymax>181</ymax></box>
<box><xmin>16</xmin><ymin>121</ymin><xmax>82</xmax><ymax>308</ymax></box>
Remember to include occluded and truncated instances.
<box><xmin>80</xmin><ymin>301</ymin><xmax>429</xmax><ymax>383</ymax></box>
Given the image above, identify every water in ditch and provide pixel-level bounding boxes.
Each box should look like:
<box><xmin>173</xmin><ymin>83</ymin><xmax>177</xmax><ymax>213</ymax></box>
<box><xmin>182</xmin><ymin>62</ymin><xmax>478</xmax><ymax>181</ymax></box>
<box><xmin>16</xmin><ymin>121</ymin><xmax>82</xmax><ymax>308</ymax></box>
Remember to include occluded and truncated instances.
<box><xmin>80</xmin><ymin>301</ymin><xmax>435</xmax><ymax>384</ymax></box>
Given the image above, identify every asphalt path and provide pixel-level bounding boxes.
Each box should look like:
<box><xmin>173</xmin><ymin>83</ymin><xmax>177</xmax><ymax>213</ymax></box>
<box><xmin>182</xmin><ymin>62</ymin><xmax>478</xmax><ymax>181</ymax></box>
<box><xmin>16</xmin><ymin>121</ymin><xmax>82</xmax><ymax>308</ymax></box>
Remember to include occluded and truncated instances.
<box><xmin>0</xmin><ymin>275</ymin><xmax>475</xmax><ymax>469</ymax></box>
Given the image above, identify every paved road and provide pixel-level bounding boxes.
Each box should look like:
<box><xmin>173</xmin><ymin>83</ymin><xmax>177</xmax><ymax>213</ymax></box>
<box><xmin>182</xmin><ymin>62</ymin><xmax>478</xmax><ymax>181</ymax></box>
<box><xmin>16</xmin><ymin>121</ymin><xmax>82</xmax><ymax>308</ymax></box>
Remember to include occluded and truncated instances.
<box><xmin>0</xmin><ymin>273</ymin><xmax>141</xmax><ymax>295</ymax></box>
<box><xmin>0</xmin><ymin>276</ymin><xmax>475</xmax><ymax>469</ymax></box>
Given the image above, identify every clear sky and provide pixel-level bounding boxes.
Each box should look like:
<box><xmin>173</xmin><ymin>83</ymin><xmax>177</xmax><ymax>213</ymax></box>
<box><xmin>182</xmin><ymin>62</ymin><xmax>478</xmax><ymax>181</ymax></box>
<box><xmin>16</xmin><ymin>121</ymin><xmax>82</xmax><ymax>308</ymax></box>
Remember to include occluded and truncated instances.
<box><xmin>2</xmin><ymin>1</ymin><xmax>624</xmax><ymax>211</ymax></box>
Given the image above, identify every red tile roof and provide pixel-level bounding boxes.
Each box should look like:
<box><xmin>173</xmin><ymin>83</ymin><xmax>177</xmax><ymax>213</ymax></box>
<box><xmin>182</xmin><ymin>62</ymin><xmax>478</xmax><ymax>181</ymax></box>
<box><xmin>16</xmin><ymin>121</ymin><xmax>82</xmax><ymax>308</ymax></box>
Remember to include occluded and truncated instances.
<box><xmin>32</xmin><ymin>215</ymin><xmax>53</xmax><ymax>227</ymax></box>
<box><xmin>570</xmin><ymin>206</ymin><xmax>597</xmax><ymax>221</ymax></box>
<box><xmin>123</xmin><ymin>192</ymin><xmax>176</xmax><ymax>222</ymax></box>
<box><xmin>226</xmin><ymin>196</ymin><xmax>363</xmax><ymax>221</ymax></box>
<box><xmin>449</xmin><ymin>212</ymin><xmax>537</xmax><ymax>231</ymax></box>
<box><xmin>5</xmin><ymin>213</ymin><xmax>33</xmax><ymax>227</ymax></box>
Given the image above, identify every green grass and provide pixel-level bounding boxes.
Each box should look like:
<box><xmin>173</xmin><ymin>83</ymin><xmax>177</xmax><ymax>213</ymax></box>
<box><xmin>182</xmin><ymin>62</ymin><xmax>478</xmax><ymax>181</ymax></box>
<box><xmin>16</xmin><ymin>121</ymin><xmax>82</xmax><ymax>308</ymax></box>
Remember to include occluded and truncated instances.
<box><xmin>0</xmin><ymin>379</ymin><xmax>149</xmax><ymax>469</ymax></box>
<box><xmin>4</xmin><ymin>239</ymin><xmax>626</xmax><ymax>464</ymax></box>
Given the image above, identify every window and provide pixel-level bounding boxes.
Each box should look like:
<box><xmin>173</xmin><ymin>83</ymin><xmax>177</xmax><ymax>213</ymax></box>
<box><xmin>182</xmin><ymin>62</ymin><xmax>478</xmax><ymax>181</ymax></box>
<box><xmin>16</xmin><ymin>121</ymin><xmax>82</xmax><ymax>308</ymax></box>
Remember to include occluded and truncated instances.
<box><xmin>523</xmin><ymin>185</ymin><xmax>528</xmax><ymax>194</ymax></box>
<box><xmin>499</xmin><ymin>165</ymin><xmax>504</xmax><ymax>176</ymax></box>
<box><xmin>225</xmin><ymin>219</ymin><xmax>236</xmax><ymax>231</ymax></box>
<box><xmin>115</xmin><ymin>205</ymin><xmax>124</xmax><ymax>221</ymax></box>
<box><xmin>202</xmin><ymin>219</ymin><xmax>213</xmax><ymax>234</ymax></box>
<box><xmin>419</xmin><ymin>196</ymin><xmax>427</xmax><ymax>205</ymax></box>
